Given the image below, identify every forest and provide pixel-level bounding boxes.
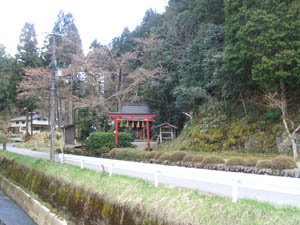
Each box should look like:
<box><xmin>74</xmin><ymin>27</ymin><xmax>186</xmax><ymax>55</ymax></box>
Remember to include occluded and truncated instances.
<box><xmin>0</xmin><ymin>0</ymin><xmax>300</xmax><ymax>157</ymax></box>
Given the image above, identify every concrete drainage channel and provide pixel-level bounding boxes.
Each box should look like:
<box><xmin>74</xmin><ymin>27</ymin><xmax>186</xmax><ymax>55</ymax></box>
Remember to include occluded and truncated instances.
<box><xmin>0</xmin><ymin>176</ymin><xmax>68</xmax><ymax>225</ymax></box>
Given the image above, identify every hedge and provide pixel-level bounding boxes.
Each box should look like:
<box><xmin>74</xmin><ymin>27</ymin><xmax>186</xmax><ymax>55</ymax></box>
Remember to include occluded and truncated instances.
<box><xmin>225</xmin><ymin>158</ymin><xmax>246</xmax><ymax>167</ymax></box>
<box><xmin>85</xmin><ymin>132</ymin><xmax>133</xmax><ymax>154</ymax></box>
<box><xmin>271</xmin><ymin>156</ymin><xmax>297</xmax><ymax>170</ymax></box>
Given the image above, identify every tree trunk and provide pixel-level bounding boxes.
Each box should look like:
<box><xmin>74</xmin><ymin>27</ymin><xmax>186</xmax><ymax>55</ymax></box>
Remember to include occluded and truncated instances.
<box><xmin>30</xmin><ymin>109</ymin><xmax>33</xmax><ymax>135</ymax></box>
<box><xmin>283</xmin><ymin>118</ymin><xmax>298</xmax><ymax>159</ymax></box>
<box><xmin>117</xmin><ymin>98</ymin><xmax>122</xmax><ymax>112</ymax></box>
<box><xmin>56</xmin><ymin>98</ymin><xmax>62</xmax><ymax>132</ymax></box>
<box><xmin>93</xmin><ymin>109</ymin><xmax>100</xmax><ymax>131</ymax></box>
<box><xmin>26</xmin><ymin>108</ymin><xmax>29</xmax><ymax>135</ymax></box>
<box><xmin>291</xmin><ymin>139</ymin><xmax>298</xmax><ymax>159</ymax></box>
<box><xmin>3</xmin><ymin>143</ymin><xmax>6</xmax><ymax>151</ymax></box>
<box><xmin>240</xmin><ymin>91</ymin><xmax>247</xmax><ymax>116</ymax></box>
<box><xmin>48</xmin><ymin>98</ymin><xmax>51</xmax><ymax>130</ymax></box>
<box><xmin>280</xmin><ymin>79</ymin><xmax>288</xmax><ymax>120</ymax></box>
<box><xmin>69</xmin><ymin>101</ymin><xmax>73</xmax><ymax>125</ymax></box>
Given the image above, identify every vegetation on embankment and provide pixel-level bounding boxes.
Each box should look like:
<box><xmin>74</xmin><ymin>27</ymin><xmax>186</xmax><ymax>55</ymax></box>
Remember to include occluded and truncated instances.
<box><xmin>17</xmin><ymin>132</ymin><xmax>62</xmax><ymax>152</ymax></box>
<box><xmin>0</xmin><ymin>151</ymin><xmax>300</xmax><ymax>225</ymax></box>
<box><xmin>63</xmin><ymin>145</ymin><xmax>299</xmax><ymax>177</ymax></box>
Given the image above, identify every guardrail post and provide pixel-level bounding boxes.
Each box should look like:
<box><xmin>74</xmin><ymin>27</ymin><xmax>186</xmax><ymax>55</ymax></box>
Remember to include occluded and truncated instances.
<box><xmin>232</xmin><ymin>177</ymin><xmax>239</xmax><ymax>203</ymax></box>
<box><xmin>81</xmin><ymin>159</ymin><xmax>84</xmax><ymax>169</ymax></box>
<box><xmin>109</xmin><ymin>164</ymin><xmax>113</xmax><ymax>176</ymax></box>
<box><xmin>154</xmin><ymin>170</ymin><xmax>159</xmax><ymax>187</ymax></box>
<box><xmin>61</xmin><ymin>153</ymin><xmax>64</xmax><ymax>164</ymax></box>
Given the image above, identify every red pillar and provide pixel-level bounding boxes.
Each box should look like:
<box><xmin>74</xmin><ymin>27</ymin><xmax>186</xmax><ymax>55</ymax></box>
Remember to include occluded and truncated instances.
<box><xmin>115</xmin><ymin>117</ymin><xmax>119</xmax><ymax>149</ymax></box>
<box><xmin>146</xmin><ymin>118</ymin><xmax>150</xmax><ymax>151</ymax></box>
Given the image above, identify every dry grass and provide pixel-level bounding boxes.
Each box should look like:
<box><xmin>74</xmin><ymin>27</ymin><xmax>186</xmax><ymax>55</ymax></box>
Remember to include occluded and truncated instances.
<box><xmin>16</xmin><ymin>131</ymin><xmax>62</xmax><ymax>152</ymax></box>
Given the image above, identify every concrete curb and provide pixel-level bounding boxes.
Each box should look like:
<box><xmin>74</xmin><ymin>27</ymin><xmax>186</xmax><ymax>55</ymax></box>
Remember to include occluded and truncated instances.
<box><xmin>0</xmin><ymin>176</ymin><xmax>68</xmax><ymax>225</ymax></box>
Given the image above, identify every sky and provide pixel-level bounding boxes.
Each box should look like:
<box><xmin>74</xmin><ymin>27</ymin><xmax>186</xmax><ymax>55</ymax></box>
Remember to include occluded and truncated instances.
<box><xmin>0</xmin><ymin>0</ymin><xmax>168</xmax><ymax>55</ymax></box>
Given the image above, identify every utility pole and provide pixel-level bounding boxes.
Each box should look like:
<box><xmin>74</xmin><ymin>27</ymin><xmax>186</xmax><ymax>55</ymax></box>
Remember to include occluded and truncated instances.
<box><xmin>49</xmin><ymin>35</ymin><xmax>56</xmax><ymax>162</ymax></box>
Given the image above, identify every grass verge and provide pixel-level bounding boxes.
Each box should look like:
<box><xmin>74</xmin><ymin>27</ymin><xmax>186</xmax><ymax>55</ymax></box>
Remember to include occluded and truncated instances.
<box><xmin>0</xmin><ymin>150</ymin><xmax>299</xmax><ymax>225</ymax></box>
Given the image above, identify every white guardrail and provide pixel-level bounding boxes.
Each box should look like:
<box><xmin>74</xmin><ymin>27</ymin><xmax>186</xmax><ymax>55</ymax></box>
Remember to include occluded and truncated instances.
<box><xmin>58</xmin><ymin>153</ymin><xmax>300</xmax><ymax>204</ymax></box>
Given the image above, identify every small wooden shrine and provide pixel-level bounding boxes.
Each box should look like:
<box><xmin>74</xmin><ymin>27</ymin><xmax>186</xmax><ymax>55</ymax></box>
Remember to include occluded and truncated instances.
<box><xmin>155</xmin><ymin>122</ymin><xmax>177</xmax><ymax>143</ymax></box>
<box><xmin>108</xmin><ymin>102</ymin><xmax>156</xmax><ymax>151</ymax></box>
<box><xmin>62</xmin><ymin>124</ymin><xmax>76</xmax><ymax>145</ymax></box>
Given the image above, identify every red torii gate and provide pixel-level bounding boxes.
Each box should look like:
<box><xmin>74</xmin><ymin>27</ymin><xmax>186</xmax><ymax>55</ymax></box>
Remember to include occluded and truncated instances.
<box><xmin>107</xmin><ymin>113</ymin><xmax>156</xmax><ymax>151</ymax></box>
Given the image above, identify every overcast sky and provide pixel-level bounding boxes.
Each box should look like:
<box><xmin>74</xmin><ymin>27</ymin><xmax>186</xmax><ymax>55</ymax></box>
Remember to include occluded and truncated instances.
<box><xmin>0</xmin><ymin>0</ymin><xmax>168</xmax><ymax>55</ymax></box>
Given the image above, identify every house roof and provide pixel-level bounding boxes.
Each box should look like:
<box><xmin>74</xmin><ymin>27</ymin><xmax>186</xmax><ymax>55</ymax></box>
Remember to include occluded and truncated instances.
<box><xmin>155</xmin><ymin>122</ymin><xmax>178</xmax><ymax>129</ymax></box>
<box><xmin>10</xmin><ymin>114</ymin><xmax>48</xmax><ymax>122</ymax></box>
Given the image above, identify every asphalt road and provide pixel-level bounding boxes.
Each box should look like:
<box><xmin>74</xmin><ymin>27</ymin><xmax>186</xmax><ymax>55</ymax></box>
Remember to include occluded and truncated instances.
<box><xmin>2</xmin><ymin>144</ymin><xmax>59</xmax><ymax>162</ymax></box>
<box><xmin>1</xmin><ymin>144</ymin><xmax>300</xmax><ymax>208</ymax></box>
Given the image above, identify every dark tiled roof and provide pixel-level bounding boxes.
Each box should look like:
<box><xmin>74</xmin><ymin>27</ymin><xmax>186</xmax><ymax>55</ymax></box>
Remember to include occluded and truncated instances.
<box><xmin>121</xmin><ymin>104</ymin><xmax>151</xmax><ymax>114</ymax></box>
<box><xmin>155</xmin><ymin>122</ymin><xmax>178</xmax><ymax>129</ymax></box>
<box><xmin>107</xmin><ymin>102</ymin><xmax>156</xmax><ymax>120</ymax></box>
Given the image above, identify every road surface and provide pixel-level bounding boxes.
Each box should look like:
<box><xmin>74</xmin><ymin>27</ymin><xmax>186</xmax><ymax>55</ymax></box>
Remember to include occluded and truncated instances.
<box><xmin>1</xmin><ymin>144</ymin><xmax>300</xmax><ymax>208</ymax></box>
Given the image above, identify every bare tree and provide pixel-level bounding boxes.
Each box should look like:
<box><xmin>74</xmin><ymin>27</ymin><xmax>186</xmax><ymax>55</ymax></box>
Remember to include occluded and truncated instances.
<box><xmin>89</xmin><ymin>42</ymin><xmax>156</xmax><ymax>112</ymax></box>
<box><xmin>265</xmin><ymin>92</ymin><xmax>300</xmax><ymax>159</ymax></box>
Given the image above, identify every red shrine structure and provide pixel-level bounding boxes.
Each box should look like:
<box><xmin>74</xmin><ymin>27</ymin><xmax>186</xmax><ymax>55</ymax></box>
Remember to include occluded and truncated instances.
<box><xmin>108</xmin><ymin>103</ymin><xmax>156</xmax><ymax>151</ymax></box>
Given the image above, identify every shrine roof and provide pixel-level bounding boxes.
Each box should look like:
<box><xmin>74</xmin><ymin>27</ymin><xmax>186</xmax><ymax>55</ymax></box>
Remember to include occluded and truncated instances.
<box><xmin>107</xmin><ymin>102</ymin><xmax>156</xmax><ymax>118</ymax></box>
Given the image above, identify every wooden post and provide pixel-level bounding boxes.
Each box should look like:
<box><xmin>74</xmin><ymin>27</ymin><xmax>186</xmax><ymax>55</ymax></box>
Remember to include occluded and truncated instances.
<box><xmin>154</xmin><ymin>169</ymin><xmax>159</xmax><ymax>187</ymax></box>
<box><xmin>159</xmin><ymin>127</ymin><xmax>162</xmax><ymax>143</ymax></box>
<box><xmin>115</xmin><ymin>117</ymin><xmax>119</xmax><ymax>149</ymax></box>
<box><xmin>232</xmin><ymin>177</ymin><xmax>238</xmax><ymax>203</ymax></box>
<box><xmin>146</xmin><ymin>118</ymin><xmax>150</xmax><ymax>151</ymax></box>
<box><xmin>109</xmin><ymin>164</ymin><xmax>113</xmax><ymax>176</ymax></box>
<box><xmin>80</xmin><ymin>159</ymin><xmax>84</xmax><ymax>169</ymax></box>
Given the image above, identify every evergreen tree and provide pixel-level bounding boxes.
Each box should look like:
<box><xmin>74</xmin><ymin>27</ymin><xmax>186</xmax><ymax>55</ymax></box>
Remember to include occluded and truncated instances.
<box><xmin>16</xmin><ymin>23</ymin><xmax>42</xmax><ymax>67</ymax></box>
<box><xmin>111</xmin><ymin>27</ymin><xmax>135</xmax><ymax>55</ymax></box>
<box><xmin>89</xmin><ymin>39</ymin><xmax>101</xmax><ymax>49</ymax></box>
<box><xmin>132</xmin><ymin>9</ymin><xmax>163</xmax><ymax>38</ymax></box>
<box><xmin>42</xmin><ymin>10</ymin><xmax>83</xmax><ymax>68</ymax></box>
<box><xmin>224</xmin><ymin>0</ymin><xmax>300</xmax><ymax>119</ymax></box>
<box><xmin>0</xmin><ymin>44</ymin><xmax>22</xmax><ymax>112</ymax></box>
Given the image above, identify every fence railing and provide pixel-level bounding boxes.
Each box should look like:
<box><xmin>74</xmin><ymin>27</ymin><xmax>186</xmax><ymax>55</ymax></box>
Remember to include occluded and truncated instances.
<box><xmin>59</xmin><ymin>154</ymin><xmax>300</xmax><ymax>204</ymax></box>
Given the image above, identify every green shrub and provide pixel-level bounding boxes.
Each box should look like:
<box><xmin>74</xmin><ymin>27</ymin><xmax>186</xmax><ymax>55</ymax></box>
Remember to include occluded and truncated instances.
<box><xmin>225</xmin><ymin>158</ymin><xmax>246</xmax><ymax>167</ymax></box>
<box><xmin>183</xmin><ymin>154</ymin><xmax>194</xmax><ymax>162</ymax></box>
<box><xmin>145</xmin><ymin>152</ymin><xmax>156</xmax><ymax>160</ymax></box>
<box><xmin>192</xmin><ymin>155</ymin><xmax>204</xmax><ymax>163</ymax></box>
<box><xmin>271</xmin><ymin>156</ymin><xmax>297</xmax><ymax>170</ymax></box>
<box><xmin>245</xmin><ymin>157</ymin><xmax>258</xmax><ymax>167</ymax></box>
<box><xmin>96</xmin><ymin>147</ymin><xmax>110</xmax><ymax>156</ymax></box>
<box><xmin>256</xmin><ymin>160</ymin><xmax>272</xmax><ymax>169</ymax></box>
<box><xmin>108</xmin><ymin>149</ymin><xmax>118</xmax><ymax>158</ymax></box>
<box><xmin>126</xmin><ymin>150</ymin><xmax>141</xmax><ymax>161</ymax></box>
<box><xmin>202</xmin><ymin>156</ymin><xmax>225</xmax><ymax>165</ymax></box>
<box><xmin>0</xmin><ymin>132</ymin><xmax>9</xmax><ymax>144</ymax></box>
<box><xmin>85</xmin><ymin>132</ymin><xmax>133</xmax><ymax>154</ymax></box>
<box><xmin>169</xmin><ymin>152</ymin><xmax>187</xmax><ymax>162</ymax></box>
<box><xmin>262</xmin><ymin>108</ymin><xmax>282</xmax><ymax>122</ymax></box>
<box><xmin>158</xmin><ymin>153</ymin><xmax>170</xmax><ymax>162</ymax></box>
<box><xmin>136</xmin><ymin>152</ymin><xmax>147</xmax><ymax>161</ymax></box>
<box><xmin>153</xmin><ymin>152</ymin><xmax>164</xmax><ymax>160</ymax></box>
<box><xmin>62</xmin><ymin>147</ymin><xmax>88</xmax><ymax>156</ymax></box>
<box><xmin>111</xmin><ymin>149</ymin><xmax>140</xmax><ymax>161</ymax></box>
